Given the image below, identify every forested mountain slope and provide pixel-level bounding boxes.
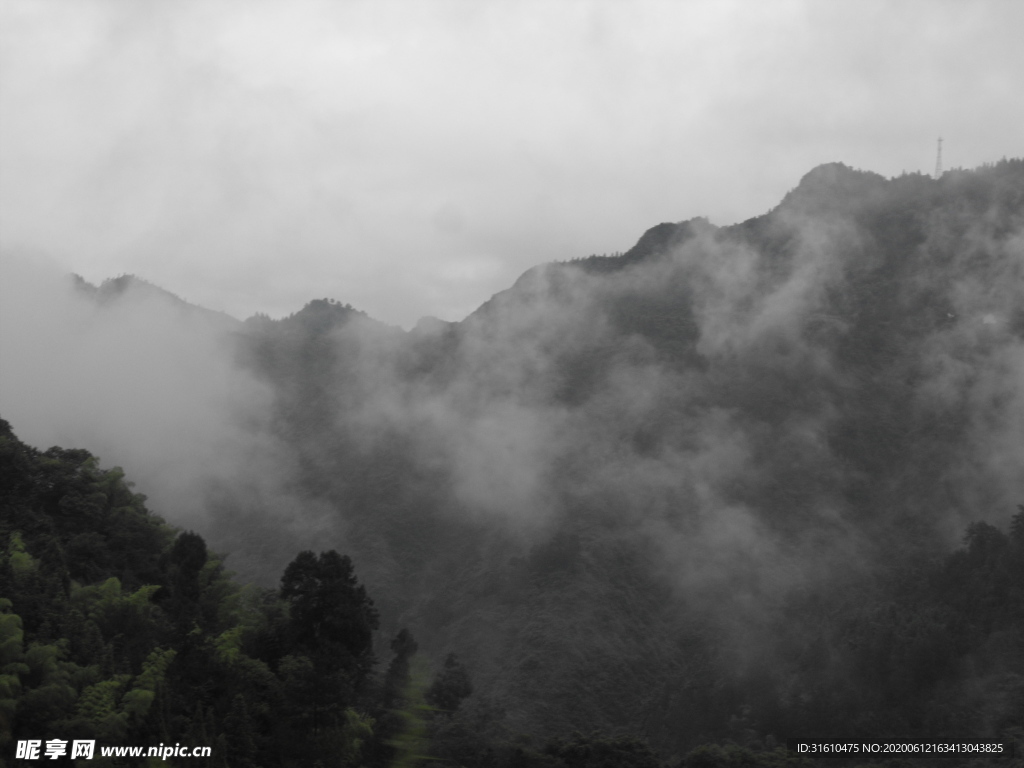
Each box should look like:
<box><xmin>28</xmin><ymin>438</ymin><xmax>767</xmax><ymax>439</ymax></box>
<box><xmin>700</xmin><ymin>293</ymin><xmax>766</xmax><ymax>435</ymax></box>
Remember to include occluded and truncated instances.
<box><xmin>2</xmin><ymin>160</ymin><xmax>1023</xmax><ymax>762</ymax></box>
<box><xmin>208</xmin><ymin>160</ymin><xmax>1024</xmax><ymax>752</ymax></box>
<box><xmin>0</xmin><ymin>419</ymin><xmax>486</xmax><ymax>767</ymax></box>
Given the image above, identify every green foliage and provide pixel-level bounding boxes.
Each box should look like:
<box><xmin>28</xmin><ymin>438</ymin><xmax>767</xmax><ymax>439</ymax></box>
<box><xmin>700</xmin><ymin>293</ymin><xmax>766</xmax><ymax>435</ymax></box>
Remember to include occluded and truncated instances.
<box><xmin>280</xmin><ymin>548</ymin><xmax>380</xmax><ymax>700</ymax></box>
<box><xmin>0</xmin><ymin>600</ymin><xmax>27</xmax><ymax>751</ymax></box>
<box><xmin>74</xmin><ymin>676</ymin><xmax>131</xmax><ymax>740</ymax></box>
<box><xmin>213</xmin><ymin>625</ymin><xmax>245</xmax><ymax>665</ymax></box>
<box><xmin>425</xmin><ymin>652</ymin><xmax>473</xmax><ymax>715</ymax></box>
<box><xmin>16</xmin><ymin>639</ymin><xmax>80</xmax><ymax>742</ymax></box>
<box><xmin>340</xmin><ymin>707</ymin><xmax>376</xmax><ymax>767</ymax></box>
<box><xmin>121</xmin><ymin>647</ymin><xmax>175</xmax><ymax>719</ymax></box>
<box><xmin>73</xmin><ymin>577</ymin><xmax>162</xmax><ymax>616</ymax></box>
<box><xmin>0</xmin><ymin>416</ymin><xmax>401</xmax><ymax>764</ymax></box>
<box><xmin>6</xmin><ymin>532</ymin><xmax>35</xmax><ymax>577</ymax></box>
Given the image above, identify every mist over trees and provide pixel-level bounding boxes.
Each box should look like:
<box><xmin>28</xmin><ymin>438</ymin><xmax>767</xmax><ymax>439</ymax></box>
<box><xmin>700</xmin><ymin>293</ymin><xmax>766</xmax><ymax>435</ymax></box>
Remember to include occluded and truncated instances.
<box><xmin>1</xmin><ymin>159</ymin><xmax>1023</xmax><ymax>764</ymax></box>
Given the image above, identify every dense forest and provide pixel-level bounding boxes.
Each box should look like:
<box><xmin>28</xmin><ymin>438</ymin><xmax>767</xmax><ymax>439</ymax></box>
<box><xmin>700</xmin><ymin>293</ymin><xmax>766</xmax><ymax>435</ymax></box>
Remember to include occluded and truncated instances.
<box><xmin>2</xmin><ymin>420</ymin><xmax>1021</xmax><ymax>766</ymax></box>
<box><xmin>2</xmin><ymin>160</ymin><xmax>1024</xmax><ymax>765</ymax></box>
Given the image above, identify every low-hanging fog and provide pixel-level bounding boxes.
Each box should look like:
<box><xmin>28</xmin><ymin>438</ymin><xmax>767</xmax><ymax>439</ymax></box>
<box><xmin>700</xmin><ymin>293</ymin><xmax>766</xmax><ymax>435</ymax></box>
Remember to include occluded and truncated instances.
<box><xmin>1</xmin><ymin>160</ymin><xmax>1022</xmax><ymax>749</ymax></box>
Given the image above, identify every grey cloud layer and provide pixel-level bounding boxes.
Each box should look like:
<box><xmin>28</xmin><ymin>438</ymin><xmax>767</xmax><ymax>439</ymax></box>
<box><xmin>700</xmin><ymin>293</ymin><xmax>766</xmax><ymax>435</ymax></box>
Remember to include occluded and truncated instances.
<box><xmin>2</xmin><ymin>0</ymin><xmax>1022</xmax><ymax>327</ymax></box>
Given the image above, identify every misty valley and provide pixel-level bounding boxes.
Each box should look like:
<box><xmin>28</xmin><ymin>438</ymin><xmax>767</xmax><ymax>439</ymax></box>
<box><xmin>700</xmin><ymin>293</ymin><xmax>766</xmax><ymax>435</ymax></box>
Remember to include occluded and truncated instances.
<box><xmin>2</xmin><ymin>160</ymin><xmax>1023</xmax><ymax>767</ymax></box>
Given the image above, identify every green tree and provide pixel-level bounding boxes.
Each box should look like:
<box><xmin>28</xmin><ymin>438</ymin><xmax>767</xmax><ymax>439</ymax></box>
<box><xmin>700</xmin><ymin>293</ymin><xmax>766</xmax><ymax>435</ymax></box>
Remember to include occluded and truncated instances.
<box><xmin>280</xmin><ymin>550</ymin><xmax>379</xmax><ymax>682</ymax></box>
<box><xmin>278</xmin><ymin>550</ymin><xmax>380</xmax><ymax>760</ymax></box>
<box><xmin>0</xmin><ymin>599</ymin><xmax>28</xmax><ymax>755</ymax></box>
<box><xmin>425</xmin><ymin>653</ymin><xmax>473</xmax><ymax>716</ymax></box>
<box><xmin>383</xmin><ymin>629</ymin><xmax>418</xmax><ymax>710</ymax></box>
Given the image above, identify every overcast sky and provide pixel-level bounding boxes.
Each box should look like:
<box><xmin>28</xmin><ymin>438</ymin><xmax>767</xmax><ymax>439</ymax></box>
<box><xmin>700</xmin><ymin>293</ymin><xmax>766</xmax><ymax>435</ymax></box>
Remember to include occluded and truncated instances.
<box><xmin>1</xmin><ymin>0</ymin><xmax>1021</xmax><ymax>328</ymax></box>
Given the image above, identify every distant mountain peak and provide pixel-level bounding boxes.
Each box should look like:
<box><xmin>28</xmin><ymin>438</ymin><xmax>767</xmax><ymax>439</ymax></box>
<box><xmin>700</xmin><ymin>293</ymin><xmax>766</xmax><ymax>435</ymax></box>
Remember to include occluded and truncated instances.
<box><xmin>623</xmin><ymin>217</ymin><xmax>715</xmax><ymax>263</ymax></box>
<box><xmin>71</xmin><ymin>272</ymin><xmax>240</xmax><ymax>328</ymax></box>
<box><xmin>563</xmin><ymin>217</ymin><xmax>715</xmax><ymax>277</ymax></box>
<box><xmin>778</xmin><ymin>162</ymin><xmax>888</xmax><ymax>214</ymax></box>
<box><xmin>796</xmin><ymin>161</ymin><xmax>885</xmax><ymax>187</ymax></box>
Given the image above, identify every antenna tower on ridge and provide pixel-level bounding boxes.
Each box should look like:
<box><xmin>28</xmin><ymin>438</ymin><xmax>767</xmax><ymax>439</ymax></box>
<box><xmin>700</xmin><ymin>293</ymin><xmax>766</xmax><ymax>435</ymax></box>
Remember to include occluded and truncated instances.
<box><xmin>935</xmin><ymin>137</ymin><xmax>943</xmax><ymax>178</ymax></box>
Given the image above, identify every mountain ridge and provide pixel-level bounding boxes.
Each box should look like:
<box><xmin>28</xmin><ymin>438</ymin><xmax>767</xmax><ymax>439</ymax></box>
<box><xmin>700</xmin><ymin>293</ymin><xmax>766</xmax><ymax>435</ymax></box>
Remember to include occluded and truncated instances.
<box><xmin>6</xmin><ymin>157</ymin><xmax>1021</xmax><ymax>757</ymax></box>
<box><xmin>66</xmin><ymin>159</ymin><xmax>1023</xmax><ymax>340</ymax></box>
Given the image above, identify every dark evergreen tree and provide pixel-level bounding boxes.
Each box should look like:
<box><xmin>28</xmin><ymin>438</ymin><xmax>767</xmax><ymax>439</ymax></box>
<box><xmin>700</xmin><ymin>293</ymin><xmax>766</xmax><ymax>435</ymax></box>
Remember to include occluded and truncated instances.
<box><xmin>425</xmin><ymin>652</ymin><xmax>473</xmax><ymax>716</ymax></box>
<box><xmin>277</xmin><ymin>549</ymin><xmax>379</xmax><ymax>759</ymax></box>
<box><xmin>279</xmin><ymin>550</ymin><xmax>379</xmax><ymax>680</ymax></box>
<box><xmin>165</xmin><ymin>530</ymin><xmax>208</xmax><ymax>636</ymax></box>
<box><xmin>383</xmin><ymin>628</ymin><xmax>418</xmax><ymax>709</ymax></box>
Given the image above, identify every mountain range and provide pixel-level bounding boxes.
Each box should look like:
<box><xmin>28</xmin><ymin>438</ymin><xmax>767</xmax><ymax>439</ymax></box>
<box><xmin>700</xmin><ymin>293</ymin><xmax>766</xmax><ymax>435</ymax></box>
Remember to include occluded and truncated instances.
<box><xmin>2</xmin><ymin>159</ymin><xmax>1022</xmax><ymax>761</ymax></box>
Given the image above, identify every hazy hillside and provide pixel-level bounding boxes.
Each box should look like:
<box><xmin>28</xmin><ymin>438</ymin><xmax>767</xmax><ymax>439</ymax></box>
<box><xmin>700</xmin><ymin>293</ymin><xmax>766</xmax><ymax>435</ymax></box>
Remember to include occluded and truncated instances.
<box><xmin>205</xmin><ymin>159</ymin><xmax>1024</xmax><ymax>751</ymax></box>
<box><xmin>1</xmin><ymin>160</ymin><xmax>1022</xmax><ymax>761</ymax></box>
